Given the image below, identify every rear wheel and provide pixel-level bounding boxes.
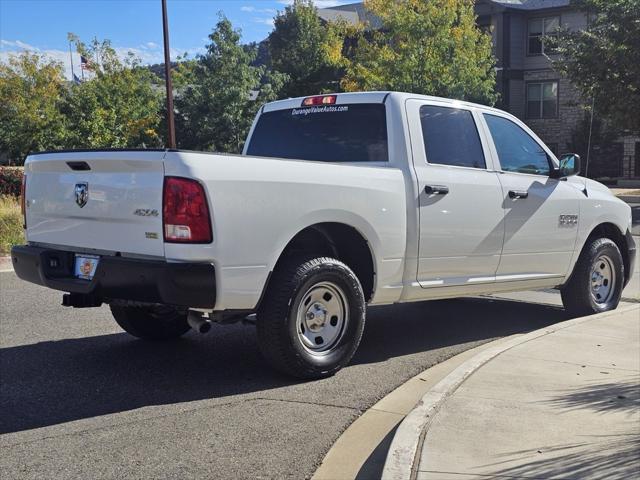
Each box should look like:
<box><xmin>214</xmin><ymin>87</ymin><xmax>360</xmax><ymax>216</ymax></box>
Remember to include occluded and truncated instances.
<box><xmin>110</xmin><ymin>305</ymin><xmax>191</xmax><ymax>341</ymax></box>
<box><xmin>561</xmin><ymin>238</ymin><xmax>624</xmax><ymax>317</ymax></box>
<box><xmin>257</xmin><ymin>255</ymin><xmax>366</xmax><ymax>379</ymax></box>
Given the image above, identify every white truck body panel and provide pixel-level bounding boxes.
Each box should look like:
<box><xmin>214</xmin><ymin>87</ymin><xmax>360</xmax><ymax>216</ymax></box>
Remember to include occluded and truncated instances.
<box><xmin>20</xmin><ymin>91</ymin><xmax>633</xmax><ymax>312</ymax></box>
<box><xmin>163</xmin><ymin>151</ymin><xmax>407</xmax><ymax>309</ymax></box>
<box><xmin>405</xmin><ymin>99</ymin><xmax>505</xmax><ymax>287</ymax></box>
<box><xmin>25</xmin><ymin>151</ymin><xmax>166</xmax><ymax>258</ymax></box>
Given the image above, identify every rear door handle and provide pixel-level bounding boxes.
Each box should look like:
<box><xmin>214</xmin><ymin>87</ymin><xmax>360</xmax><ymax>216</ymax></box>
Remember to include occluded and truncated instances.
<box><xmin>424</xmin><ymin>185</ymin><xmax>449</xmax><ymax>195</ymax></box>
<box><xmin>508</xmin><ymin>190</ymin><xmax>529</xmax><ymax>199</ymax></box>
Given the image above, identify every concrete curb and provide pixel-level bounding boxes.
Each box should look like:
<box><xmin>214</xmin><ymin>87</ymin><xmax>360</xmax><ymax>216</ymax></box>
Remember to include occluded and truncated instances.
<box><xmin>380</xmin><ymin>304</ymin><xmax>640</xmax><ymax>480</ymax></box>
<box><xmin>312</xmin><ymin>334</ymin><xmax>523</xmax><ymax>480</ymax></box>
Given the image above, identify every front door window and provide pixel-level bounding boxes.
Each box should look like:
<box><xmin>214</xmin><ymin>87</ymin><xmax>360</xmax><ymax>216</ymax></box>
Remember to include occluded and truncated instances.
<box><xmin>484</xmin><ymin>114</ymin><xmax>551</xmax><ymax>175</ymax></box>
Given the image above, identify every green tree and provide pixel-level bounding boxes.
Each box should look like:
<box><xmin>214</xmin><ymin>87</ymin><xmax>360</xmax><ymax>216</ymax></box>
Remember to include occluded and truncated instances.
<box><xmin>569</xmin><ymin>112</ymin><xmax>623</xmax><ymax>178</ymax></box>
<box><xmin>554</xmin><ymin>0</ymin><xmax>640</xmax><ymax>132</ymax></box>
<box><xmin>64</xmin><ymin>34</ymin><xmax>164</xmax><ymax>148</ymax></box>
<box><xmin>268</xmin><ymin>0</ymin><xmax>341</xmax><ymax>97</ymax></box>
<box><xmin>176</xmin><ymin>16</ymin><xmax>284</xmax><ymax>152</ymax></box>
<box><xmin>338</xmin><ymin>0</ymin><xmax>497</xmax><ymax>105</ymax></box>
<box><xmin>0</xmin><ymin>52</ymin><xmax>68</xmax><ymax>164</ymax></box>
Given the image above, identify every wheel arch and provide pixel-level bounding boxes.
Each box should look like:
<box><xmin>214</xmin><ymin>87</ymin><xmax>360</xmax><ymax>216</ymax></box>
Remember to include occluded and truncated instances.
<box><xmin>576</xmin><ymin>222</ymin><xmax>632</xmax><ymax>285</ymax></box>
<box><xmin>261</xmin><ymin>222</ymin><xmax>377</xmax><ymax>304</ymax></box>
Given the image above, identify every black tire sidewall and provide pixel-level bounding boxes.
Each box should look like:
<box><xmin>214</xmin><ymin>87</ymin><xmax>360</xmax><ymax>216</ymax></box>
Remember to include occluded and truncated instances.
<box><xmin>286</xmin><ymin>264</ymin><xmax>365</xmax><ymax>373</ymax></box>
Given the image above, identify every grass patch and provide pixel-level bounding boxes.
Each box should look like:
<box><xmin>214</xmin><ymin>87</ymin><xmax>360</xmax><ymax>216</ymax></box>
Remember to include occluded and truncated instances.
<box><xmin>0</xmin><ymin>195</ymin><xmax>24</xmax><ymax>255</ymax></box>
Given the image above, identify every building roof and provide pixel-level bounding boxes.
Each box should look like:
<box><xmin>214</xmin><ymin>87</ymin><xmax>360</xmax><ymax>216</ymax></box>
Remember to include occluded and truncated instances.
<box><xmin>489</xmin><ymin>0</ymin><xmax>571</xmax><ymax>9</ymax></box>
<box><xmin>318</xmin><ymin>0</ymin><xmax>572</xmax><ymax>25</ymax></box>
<box><xmin>317</xmin><ymin>2</ymin><xmax>383</xmax><ymax>29</ymax></box>
<box><xmin>317</xmin><ymin>8</ymin><xmax>359</xmax><ymax>24</ymax></box>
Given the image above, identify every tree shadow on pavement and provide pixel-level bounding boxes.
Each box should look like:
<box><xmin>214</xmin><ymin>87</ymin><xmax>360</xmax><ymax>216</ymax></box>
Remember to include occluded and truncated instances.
<box><xmin>491</xmin><ymin>377</ymin><xmax>640</xmax><ymax>479</ymax></box>
<box><xmin>491</xmin><ymin>434</ymin><xmax>640</xmax><ymax>480</ymax></box>
<box><xmin>0</xmin><ymin>297</ymin><xmax>568</xmax><ymax>434</ymax></box>
<box><xmin>544</xmin><ymin>377</ymin><xmax>640</xmax><ymax>416</ymax></box>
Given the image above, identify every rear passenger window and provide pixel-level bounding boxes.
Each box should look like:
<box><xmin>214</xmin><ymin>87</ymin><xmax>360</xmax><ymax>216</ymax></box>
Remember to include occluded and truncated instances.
<box><xmin>420</xmin><ymin>105</ymin><xmax>486</xmax><ymax>169</ymax></box>
<box><xmin>484</xmin><ymin>114</ymin><xmax>551</xmax><ymax>175</ymax></box>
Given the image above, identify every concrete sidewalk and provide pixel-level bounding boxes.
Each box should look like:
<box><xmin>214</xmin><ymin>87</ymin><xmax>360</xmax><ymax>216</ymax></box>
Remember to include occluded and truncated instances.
<box><xmin>611</xmin><ymin>188</ymin><xmax>640</xmax><ymax>205</ymax></box>
<box><xmin>414</xmin><ymin>306</ymin><xmax>640</xmax><ymax>480</ymax></box>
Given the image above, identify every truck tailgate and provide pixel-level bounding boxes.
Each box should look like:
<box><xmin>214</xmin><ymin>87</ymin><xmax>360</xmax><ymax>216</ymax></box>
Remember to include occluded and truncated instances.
<box><xmin>24</xmin><ymin>151</ymin><xmax>166</xmax><ymax>258</ymax></box>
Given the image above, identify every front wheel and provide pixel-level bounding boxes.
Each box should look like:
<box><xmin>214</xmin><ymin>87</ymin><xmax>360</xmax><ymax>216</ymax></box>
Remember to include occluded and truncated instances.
<box><xmin>257</xmin><ymin>256</ymin><xmax>366</xmax><ymax>379</ymax></box>
<box><xmin>561</xmin><ymin>237</ymin><xmax>624</xmax><ymax>317</ymax></box>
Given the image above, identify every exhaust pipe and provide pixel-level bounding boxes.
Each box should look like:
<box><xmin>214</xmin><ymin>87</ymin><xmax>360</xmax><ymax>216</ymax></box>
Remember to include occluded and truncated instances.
<box><xmin>188</xmin><ymin>310</ymin><xmax>212</xmax><ymax>334</ymax></box>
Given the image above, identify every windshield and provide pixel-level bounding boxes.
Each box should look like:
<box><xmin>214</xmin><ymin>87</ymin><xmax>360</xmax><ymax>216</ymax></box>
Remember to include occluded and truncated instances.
<box><xmin>246</xmin><ymin>104</ymin><xmax>388</xmax><ymax>163</ymax></box>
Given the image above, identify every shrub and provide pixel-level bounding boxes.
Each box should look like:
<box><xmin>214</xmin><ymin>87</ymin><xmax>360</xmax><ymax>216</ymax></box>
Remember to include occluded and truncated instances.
<box><xmin>0</xmin><ymin>195</ymin><xmax>23</xmax><ymax>254</ymax></box>
<box><xmin>0</xmin><ymin>166</ymin><xmax>23</xmax><ymax>197</ymax></box>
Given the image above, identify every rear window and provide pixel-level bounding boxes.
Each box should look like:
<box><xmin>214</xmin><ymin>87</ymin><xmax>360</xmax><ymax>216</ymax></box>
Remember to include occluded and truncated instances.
<box><xmin>246</xmin><ymin>104</ymin><xmax>388</xmax><ymax>163</ymax></box>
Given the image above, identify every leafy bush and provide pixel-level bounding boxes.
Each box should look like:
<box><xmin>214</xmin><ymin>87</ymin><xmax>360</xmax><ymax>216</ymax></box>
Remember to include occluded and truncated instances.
<box><xmin>0</xmin><ymin>167</ymin><xmax>23</xmax><ymax>197</ymax></box>
<box><xmin>0</xmin><ymin>195</ymin><xmax>23</xmax><ymax>254</ymax></box>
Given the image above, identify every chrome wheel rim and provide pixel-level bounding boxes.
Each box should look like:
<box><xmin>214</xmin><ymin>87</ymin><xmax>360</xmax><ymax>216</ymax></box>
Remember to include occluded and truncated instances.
<box><xmin>296</xmin><ymin>281</ymin><xmax>348</xmax><ymax>354</ymax></box>
<box><xmin>590</xmin><ymin>254</ymin><xmax>616</xmax><ymax>305</ymax></box>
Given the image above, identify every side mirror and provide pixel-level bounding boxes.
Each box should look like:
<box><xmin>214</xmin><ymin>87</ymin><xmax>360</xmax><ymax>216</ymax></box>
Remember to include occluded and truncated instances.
<box><xmin>552</xmin><ymin>153</ymin><xmax>581</xmax><ymax>178</ymax></box>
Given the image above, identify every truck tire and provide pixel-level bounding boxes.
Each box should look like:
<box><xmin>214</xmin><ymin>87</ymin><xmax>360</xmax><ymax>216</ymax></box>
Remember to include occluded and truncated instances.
<box><xmin>110</xmin><ymin>305</ymin><xmax>191</xmax><ymax>341</ymax></box>
<box><xmin>257</xmin><ymin>255</ymin><xmax>366</xmax><ymax>379</ymax></box>
<box><xmin>561</xmin><ymin>237</ymin><xmax>624</xmax><ymax>317</ymax></box>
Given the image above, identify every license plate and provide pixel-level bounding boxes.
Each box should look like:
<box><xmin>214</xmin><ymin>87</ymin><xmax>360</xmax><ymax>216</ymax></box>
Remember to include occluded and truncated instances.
<box><xmin>74</xmin><ymin>255</ymin><xmax>100</xmax><ymax>280</ymax></box>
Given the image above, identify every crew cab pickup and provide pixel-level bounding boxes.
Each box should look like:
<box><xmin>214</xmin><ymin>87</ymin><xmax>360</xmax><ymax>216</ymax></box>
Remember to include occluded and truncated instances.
<box><xmin>12</xmin><ymin>92</ymin><xmax>636</xmax><ymax>378</ymax></box>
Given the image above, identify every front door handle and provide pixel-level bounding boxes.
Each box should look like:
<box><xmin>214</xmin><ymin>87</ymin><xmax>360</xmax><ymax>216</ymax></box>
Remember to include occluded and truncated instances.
<box><xmin>424</xmin><ymin>185</ymin><xmax>449</xmax><ymax>195</ymax></box>
<box><xmin>508</xmin><ymin>190</ymin><xmax>529</xmax><ymax>199</ymax></box>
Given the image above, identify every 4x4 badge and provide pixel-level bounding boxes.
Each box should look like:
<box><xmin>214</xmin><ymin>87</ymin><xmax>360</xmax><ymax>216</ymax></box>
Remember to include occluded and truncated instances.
<box><xmin>75</xmin><ymin>182</ymin><xmax>88</xmax><ymax>208</ymax></box>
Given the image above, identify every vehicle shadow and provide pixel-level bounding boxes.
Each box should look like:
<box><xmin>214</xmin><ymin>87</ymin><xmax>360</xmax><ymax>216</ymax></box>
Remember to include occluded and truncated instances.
<box><xmin>353</xmin><ymin>296</ymin><xmax>566</xmax><ymax>365</ymax></box>
<box><xmin>0</xmin><ymin>297</ymin><xmax>568</xmax><ymax>434</ymax></box>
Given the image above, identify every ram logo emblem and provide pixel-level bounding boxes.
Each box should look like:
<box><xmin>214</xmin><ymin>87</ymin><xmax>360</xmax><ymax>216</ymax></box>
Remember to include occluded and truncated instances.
<box><xmin>74</xmin><ymin>182</ymin><xmax>89</xmax><ymax>208</ymax></box>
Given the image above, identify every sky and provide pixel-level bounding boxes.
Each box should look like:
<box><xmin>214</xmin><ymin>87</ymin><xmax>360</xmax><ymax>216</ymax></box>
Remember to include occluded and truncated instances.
<box><xmin>0</xmin><ymin>0</ymin><xmax>355</xmax><ymax>78</ymax></box>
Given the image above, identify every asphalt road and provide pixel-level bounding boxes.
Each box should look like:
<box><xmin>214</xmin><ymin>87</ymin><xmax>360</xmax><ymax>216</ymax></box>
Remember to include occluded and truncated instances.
<box><xmin>0</xmin><ymin>260</ymin><xmax>637</xmax><ymax>479</ymax></box>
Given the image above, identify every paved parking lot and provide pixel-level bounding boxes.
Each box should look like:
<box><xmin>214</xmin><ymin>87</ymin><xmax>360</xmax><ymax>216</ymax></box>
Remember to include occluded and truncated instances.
<box><xmin>1</xmin><ymin>242</ymin><xmax>637</xmax><ymax>480</ymax></box>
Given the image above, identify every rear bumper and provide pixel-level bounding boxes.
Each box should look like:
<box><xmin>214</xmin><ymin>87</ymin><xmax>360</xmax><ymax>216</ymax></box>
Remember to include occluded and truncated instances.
<box><xmin>625</xmin><ymin>229</ymin><xmax>636</xmax><ymax>287</ymax></box>
<box><xmin>10</xmin><ymin>245</ymin><xmax>216</xmax><ymax>308</ymax></box>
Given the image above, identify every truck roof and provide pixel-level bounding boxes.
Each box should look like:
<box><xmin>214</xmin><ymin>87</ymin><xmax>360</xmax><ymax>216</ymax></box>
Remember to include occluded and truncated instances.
<box><xmin>262</xmin><ymin>91</ymin><xmax>506</xmax><ymax>116</ymax></box>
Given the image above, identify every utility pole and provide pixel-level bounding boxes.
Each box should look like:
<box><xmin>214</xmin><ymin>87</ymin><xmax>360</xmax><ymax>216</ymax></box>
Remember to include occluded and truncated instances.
<box><xmin>584</xmin><ymin>95</ymin><xmax>595</xmax><ymax>178</ymax></box>
<box><xmin>161</xmin><ymin>0</ymin><xmax>177</xmax><ymax>149</ymax></box>
<box><xmin>68</xmin><ymin>42</ymin><xmax>75</xmax><ymax>81</ymax></box>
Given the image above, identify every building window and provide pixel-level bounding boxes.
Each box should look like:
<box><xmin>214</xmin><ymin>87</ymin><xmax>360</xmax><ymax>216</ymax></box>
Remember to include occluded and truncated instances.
<box><xmin>528</xmin><ymin>16</ymin><xmax>560</xmax><ymax>55</ymax></box>
<box><xmin>526</xmin><ymin>81</ymin><xmax>558</xmax><ymax>119</ymax></box>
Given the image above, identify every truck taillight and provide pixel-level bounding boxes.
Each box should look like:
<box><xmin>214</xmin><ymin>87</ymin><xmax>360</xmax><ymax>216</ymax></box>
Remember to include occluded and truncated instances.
<box><xmin>163</xmin><ymin>177</ymin><xmax>212</xmax><ymax>243</ymax></box>
<box><xmin>20</xmin><ymin>174</ymin><xmax>26</xmax><ymax>229</ymax></box>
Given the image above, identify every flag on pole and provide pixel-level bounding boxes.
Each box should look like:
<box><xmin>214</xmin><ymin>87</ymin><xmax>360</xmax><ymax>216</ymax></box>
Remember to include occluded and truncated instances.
<box><xmin>73</xmin><ymin>73</ymin><xmax>82</xmax><ymax>85</ymax></box>
<box><xmin>80</xmin><ymin>55</ymin><xmax>92</xmax><ymax>70</ymax></box>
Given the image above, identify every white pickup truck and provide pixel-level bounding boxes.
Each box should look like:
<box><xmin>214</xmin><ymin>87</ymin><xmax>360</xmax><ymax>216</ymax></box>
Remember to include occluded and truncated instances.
<box><xmin>12</xmin><ymin>92</ymin><xmax>636</xmax><ymax>378</ymax></box>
